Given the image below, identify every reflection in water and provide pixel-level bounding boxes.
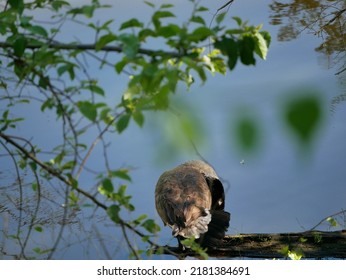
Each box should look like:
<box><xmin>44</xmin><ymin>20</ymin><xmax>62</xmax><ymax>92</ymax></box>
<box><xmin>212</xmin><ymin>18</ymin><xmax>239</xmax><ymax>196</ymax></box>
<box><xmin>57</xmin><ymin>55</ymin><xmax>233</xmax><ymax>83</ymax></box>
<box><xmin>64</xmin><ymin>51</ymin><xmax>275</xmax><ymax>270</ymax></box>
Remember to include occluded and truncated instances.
<box><xmin>269</xmin><ymin>0</ymin><xmax>346</xmax><ymax>75</ymax></box>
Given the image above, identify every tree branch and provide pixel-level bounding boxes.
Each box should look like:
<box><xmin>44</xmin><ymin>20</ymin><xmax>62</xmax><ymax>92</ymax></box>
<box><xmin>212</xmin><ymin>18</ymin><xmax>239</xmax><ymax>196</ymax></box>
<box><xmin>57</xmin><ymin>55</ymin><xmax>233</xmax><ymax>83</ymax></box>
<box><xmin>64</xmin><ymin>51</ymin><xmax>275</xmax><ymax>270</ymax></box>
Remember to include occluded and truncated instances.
<box><xmin>157</xmin><ymin>230</ymin><xmax>346</xmax><ymax>259</ymax></box>
<box><xmin>0</xmin><ymin>41</ymin><xmax>180</xmax><ymax>58</ymax></box>
<box><xmin>310</xmin><ymin>209</ymin><xmax>346</xmax><ymax>231</ymax></box>
<box><xmin>217</xmin><ymin>0</ymin><xmax>235</xmax><ymax>12</ymax></box>
<box><xmin>0</xmin><ymin>132</ymin><xmax>107</xmax><ymax>210</ymax></box>
<box><xmin>0</xmin><ymin>132</ymin><xmax>181</xmax><ymax>259</ymax></box>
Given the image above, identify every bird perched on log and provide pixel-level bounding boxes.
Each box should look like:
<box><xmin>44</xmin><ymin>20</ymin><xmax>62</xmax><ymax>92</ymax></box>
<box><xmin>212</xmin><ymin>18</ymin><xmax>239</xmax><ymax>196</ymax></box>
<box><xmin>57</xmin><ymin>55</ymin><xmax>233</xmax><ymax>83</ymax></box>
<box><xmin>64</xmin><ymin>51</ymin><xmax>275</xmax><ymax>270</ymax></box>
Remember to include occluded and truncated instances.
<box><xmin>155</xmin><ymin>160</ymin><xmax>230</xmax><ymax>249</ymax></box>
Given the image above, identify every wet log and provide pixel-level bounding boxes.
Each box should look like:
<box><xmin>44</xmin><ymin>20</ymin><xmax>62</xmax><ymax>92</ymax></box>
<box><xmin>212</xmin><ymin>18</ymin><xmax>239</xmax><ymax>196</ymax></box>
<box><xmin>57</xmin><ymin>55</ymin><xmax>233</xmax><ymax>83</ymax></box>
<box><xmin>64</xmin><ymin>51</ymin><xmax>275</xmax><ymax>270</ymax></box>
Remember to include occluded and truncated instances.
<box><xmin>157</xmin><ymin>230</ymin><xmax>346</xmax><ymax>259</ymax></box>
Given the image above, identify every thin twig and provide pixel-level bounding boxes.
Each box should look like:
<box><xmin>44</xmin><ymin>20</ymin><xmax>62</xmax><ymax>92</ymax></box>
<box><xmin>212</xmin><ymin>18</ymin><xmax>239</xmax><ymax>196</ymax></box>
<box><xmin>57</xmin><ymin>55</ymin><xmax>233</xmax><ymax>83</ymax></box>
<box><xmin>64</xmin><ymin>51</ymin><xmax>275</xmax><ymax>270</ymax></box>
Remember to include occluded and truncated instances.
<box><xmin>75</xmin><ymin>113</ymin><xmax>120</xmax><ymax>179</ymax></box>
<box><xmin>93</xmin><ymin>224</ymin><xmax>112</xmax><ymax>260</ymax></box>
<box><xmin>47</xmin><ymin>182</ymin><xmax>70</xmax><ymax>260</ymax></box>
<box><xmin>0</xmin><ymin>132</ymin><xmax>107</xmax><ymax>210</ymax></box>
<box><xmin>217</xmin><ymin>0</ymin><xmax>235</xmax><ymax>12</ymax></box>
<box><xmin>120</xmin><ymin>223</ymin><xmax>140</xmax><ymax>260</ymax></box>
<box><xmin>21</xmin><ymin>161</ymin><xmax>42</xmax><ymax>258</ymax></box>
<box><xmin>0</xmin><ymin>132</ymin><xmax>181</xmax><ymax>259</ymax></box>
<box><xmin>325</xmin><ymin>8</ymin><xmax>346</xmax><ymax>25</ymax></box>
<box><xmin>309</xmin><ymin>209</ymin><xmax>346</xmax><ymax>231</ymax></box>
<box><xmin>0</xmin><ymin>140</ymin><xmax>25</xmax><ymax>258</ymax></box>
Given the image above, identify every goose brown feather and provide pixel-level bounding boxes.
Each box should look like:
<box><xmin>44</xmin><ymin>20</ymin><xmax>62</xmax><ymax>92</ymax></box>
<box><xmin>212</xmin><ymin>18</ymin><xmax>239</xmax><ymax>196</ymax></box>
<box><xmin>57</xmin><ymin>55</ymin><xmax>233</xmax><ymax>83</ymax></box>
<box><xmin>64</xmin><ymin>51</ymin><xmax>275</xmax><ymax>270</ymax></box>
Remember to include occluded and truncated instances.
<box><xmin>155</xmin><ymin>160</ymin><xmax>230</xmax><ymax>247</ymax></box>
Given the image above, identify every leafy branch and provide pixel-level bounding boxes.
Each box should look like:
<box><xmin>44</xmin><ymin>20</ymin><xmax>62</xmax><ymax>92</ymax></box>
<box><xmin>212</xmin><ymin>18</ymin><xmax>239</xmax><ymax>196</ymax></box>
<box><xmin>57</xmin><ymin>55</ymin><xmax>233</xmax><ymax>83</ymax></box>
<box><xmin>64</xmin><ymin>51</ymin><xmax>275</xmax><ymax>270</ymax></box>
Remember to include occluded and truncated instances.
<box><xmin>0</xmin><ymin>131</ymin><xmax>182</xmax><ymax>259</ymax></box>
<box><xmin>310</xmin><ymin>209</ymin><xmax>346</xmax><ymax>231</ymax></box>
<box><xmin>0</xmin><ymin>41</ymin><xmax>181</xmax><ymax>58</ymax></box>
<box><xmin>0</xmin><ymin>0</ymin><xmax>272</xmax><ymax>259</ymax></box>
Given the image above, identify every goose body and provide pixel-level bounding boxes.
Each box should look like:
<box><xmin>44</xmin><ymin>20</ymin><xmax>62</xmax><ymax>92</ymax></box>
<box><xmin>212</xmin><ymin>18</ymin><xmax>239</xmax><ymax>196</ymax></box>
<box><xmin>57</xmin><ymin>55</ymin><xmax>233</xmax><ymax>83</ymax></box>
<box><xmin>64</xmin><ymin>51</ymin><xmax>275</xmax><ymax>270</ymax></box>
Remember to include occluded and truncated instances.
<box><xmin>155</xmin><ymin>160</ymin><xmax>230</xmax><ymax>247</ymax></box>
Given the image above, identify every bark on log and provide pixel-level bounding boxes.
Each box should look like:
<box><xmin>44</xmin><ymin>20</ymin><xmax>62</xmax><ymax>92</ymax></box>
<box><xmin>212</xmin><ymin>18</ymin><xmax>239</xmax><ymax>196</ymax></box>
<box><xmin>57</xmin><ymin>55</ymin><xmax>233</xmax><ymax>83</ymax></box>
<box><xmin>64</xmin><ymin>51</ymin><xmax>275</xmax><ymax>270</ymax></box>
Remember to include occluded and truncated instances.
<box><xmin>157</xmin><ymin>230</ymin><xmax>346</xmax><ymax>259</ymax></box>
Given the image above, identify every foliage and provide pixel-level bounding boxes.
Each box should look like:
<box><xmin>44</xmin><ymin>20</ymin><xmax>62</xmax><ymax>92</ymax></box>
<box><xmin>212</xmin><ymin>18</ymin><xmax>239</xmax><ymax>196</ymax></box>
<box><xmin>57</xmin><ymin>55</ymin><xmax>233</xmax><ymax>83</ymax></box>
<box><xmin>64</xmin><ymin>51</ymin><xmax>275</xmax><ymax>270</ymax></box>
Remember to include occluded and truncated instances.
<box><xmin>282</xmin><ymin>90</ymin><xmax>324</xmax><ymax>155</ymax></box>
<box><xmin>231</xmin><ymin>109</ymin><xmax>262</xmax><ymax>155</ymax></box>
<box><xmin>281</xmin><ymin>246</ymin><xmax>303</xmax><ymax>260</ymax></box>
<box><xmin>180</xmin><ymin>237</ymin><xmax>209</xmax><ymax>260</ymax></box>
<box><xmin>0</xmin><ymin>0</ymin><xmax>272</xmax><ymax>259</ymax></box>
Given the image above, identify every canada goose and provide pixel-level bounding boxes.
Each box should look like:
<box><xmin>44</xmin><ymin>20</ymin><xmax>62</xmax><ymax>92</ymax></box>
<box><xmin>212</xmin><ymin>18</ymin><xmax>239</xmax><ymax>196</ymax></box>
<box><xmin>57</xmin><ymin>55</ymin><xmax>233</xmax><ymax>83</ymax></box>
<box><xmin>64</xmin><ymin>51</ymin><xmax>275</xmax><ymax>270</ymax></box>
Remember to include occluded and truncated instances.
<box><xmin>155</xmin><ymin>160</ymin><xmax>230</xmax><ymax>249</ymax></box>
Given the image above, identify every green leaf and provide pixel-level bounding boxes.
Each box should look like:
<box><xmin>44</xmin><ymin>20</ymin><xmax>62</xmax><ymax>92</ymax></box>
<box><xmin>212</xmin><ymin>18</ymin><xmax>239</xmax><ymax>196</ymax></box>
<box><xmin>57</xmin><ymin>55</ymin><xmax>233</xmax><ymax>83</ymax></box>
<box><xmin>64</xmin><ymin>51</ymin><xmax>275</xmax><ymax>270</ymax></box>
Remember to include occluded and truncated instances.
<box><xmin>118</xmin><ymin>34</ymin><xmax>139</xmax><ymax>59</ymax></box>
<box><xmin>190</xmin><ymin>15</ymin><xmax>205</xmax><ymax>25</ymax></box>
<box><xmin>34</xmin><ymin>226</ymin><xmax>43</xmax><ymax>233</ymax></box>
<box><xmin>254</xmin><ymin>32</ymin><xmax>268</xmax><ymax>60</ymax></box>
<box><xmin>29</xmin><ymin>161</ymin><xmax>37</xmax><ymax>172</ymax></box>
<box><xmin>152</xmin><ymin>10</ymin><xmax>175</xmax><ymax>29</ymax></box>
<box><xmin>182</xmin><ymin>57</ymin><xmax>207</xmax><ymax>82</ymax></box>
<box><xmin>77</xmin><ymin>101</ymin><xmax>97</xmax><ymax>122</ymax></box>
<box><xmin>32</xmin><ymin>182</ymin><xmax>38</xmax><ymax>191</ymax></box>
<box><xmin>18</xmin><ymin>158</ymin><xmax>27</xmax><ymax>169</ymax></box>
<box><xmin>233</xmin><ymin>16</ymin><xmax>243</xmax><ymax>26</ymax></box>
<box><xmin>69</xmin><ymin>191</ymin><xmax>79</xmax><ymax>204</ymax></box>
<box><xmin>9</xmin><ymin>0</ymin><xmax>24</xmax><ymax>14</ymax></box>
<box><xmin>95</xmin><ymin>33</ymin><xmax>117</xmax><ymax>51</ymax></box>
<box><xmin>33</xmin><ymin>247</ymin><xmax>41</xmax><ymax>254</ymax></box>
<box><xmin>100</xmin><ymin>108</ymin><xmax>114</xmax><ymax>124</ymax></box>
<box><xmin>51</xmin><ymin>1</ymin><xmax>70</xmax><ymax>11</ymax></box>
<box><xmin>2</xmin><ymin>110</ymin><xmax>9</xmax><ymax>120</ymax></box>
<box><xmin>13</xmin><ymin>35</ymin><xmax>26</xmax><ymax>57</ymax></box>
<box><xmin>152</xmin><ymin>10</ymin><xmax>175</xmax><ymax>20</ymax></box>
<box><xmin>284</xmin><ymin>94</ymin><xmax>322</xmax><ymax>145</ymax></box>
<box><xmin>68</xmin><ymin>5</ymin><xmax>95</xmax><ymax>18</ymax></box>
<box><xmin>138</xmin><ymin>28</ymin><xmax>156</xmax><ymax>41</ymax></box>
<box><xmin>133</xmin><ymin>214</ymin><xmax>147</xmax><ymax>226</ymax></box>
<box><xmin>67</xmin><ymin>173</ymin><xmax>78</xmax><ymax>189</ymax></box>
<box><xmin>116</xmin><ymin>113</ymin><xmax>131</xmax><ymax>133</ymax></box>
<box><xmin>239</xmin><ymin>36</ymin><xmax>256</xmax><ymax>65</ymax></box>
<box><xmin>214</xmin><ymin>37</ymin><xmax>238</xmax><ymax>70</ymax></box>
<box><xmin>132</xmin><ymin>110</ymin><xmax>144</xmax><ymax>127</ymax></box>
<box><xmin>190</xmin><ymin>26</ymin><xmax>213</xmax><ymax>42</ymax></box>
<box><xmin>216</xmin><ymin>12</ymin><xmax>227</xmax><ymax>24</ymax></box>
<box><xmin>57</xmin><ymin>63</ymin><xmax>76</xmax><ymax>80</ymax></box>
<box><xmin>27</xmin><ymin>25</ymin><xmax>48</xmax><ymax>37</ymax></box>
<box><xmin>110</xmin><ymin>169</ymin><xmax>132</xmax><ymax>182</ymax></box>
<box><xmin>107</xmin><ymin>204</ymin><xmax>121</xmax><ymax>223</ymax></box>
<box><xmin>157</xmin><ymin>24</ymin><xmax>181</xmax><ymax>38</ymax></box>
<box><xmin>196</xmin><ymin>6</ymin><xmax>208</xmax><ymax>12</ymax></box>
<box><xmin>326</xmin><ymin>217</ymin><xmax>338</xmax><ymax>227</ymax></box>
<box><xmin>210</xmin><ymin>56</ymin><xmax>227</xmax><ymax>75</ymax></box>
<box><xmin>287</xmin><ymin>250</ymin><xmax>303</xmax><ymax>260</ymax></box>
<box><xmin>260</xmin><ymin>31</ymin><xmax>271</xmax><ymax>48</ymax></box>
<box><xmin>144</xmin><ymin>1</ymin><xmax>155</xmax><ymax>8</ymax></box>
<box><xmin>180</xmin><ymin>237</ymin><xmax>208</xmax><ymax>259</ymax></box>
<box><xmin>102</xmin><ymin>178</ymin><xmax>114</xmax><ymax>193</ymax></box>
<box><xmin>160</xmin><ymin>3</ymin><xmax>174</xmax><ymax>9</ymax></box>
<box><xmin>19</xmin><ymin>15</ymin><xmax>32</xmax><ymax>27</ymax></box>
<box><xmin>86</xmin><ymin>84</ymin><xmax>105</xmax><ymax>96</ymax></box>
<box><xmin>115</xmin><ymin>59</ymin><xmax>128</xmax><ymax>74</ymax></box>
<box><xmin>41</xmin><ymin>98</ymin><xmax>55</xmax><ymax>111</ymax></box>
<box><xmin>120</xmin><ymin>18</ymin><xmax>144</xmax><ymax>30</ymax></box>
<box><xmin>82</xmin><ymin>5</ymin><xmax>95</xmax><ymax>18</ymax></box>
<box><xmin>38</xmin><ymin>75</ymin><xmax>49</xmax><ymax>89</ymax></box>
<box><xmin>234</xmin><ymin>115</ymin><xmax>260</xmax><ymax>153</ymax></box>
<box><xmin>165</xmin><ymin>69</ymin><xmax>179</xmax><ymax>92</ymax></box>
<box><xmin>141</xmin><ymin>219</ymin><xmax>160</xmax><ymax>234</ymax></box>
<box><xmin>54</xmin><ymin>151</ymin><xmax>65</xmax><ymax>165</ymax></box>
<box><xmin>117</xmin><ymin>184</ymin><xmax>127</xmax><ymax>196</ymax></box>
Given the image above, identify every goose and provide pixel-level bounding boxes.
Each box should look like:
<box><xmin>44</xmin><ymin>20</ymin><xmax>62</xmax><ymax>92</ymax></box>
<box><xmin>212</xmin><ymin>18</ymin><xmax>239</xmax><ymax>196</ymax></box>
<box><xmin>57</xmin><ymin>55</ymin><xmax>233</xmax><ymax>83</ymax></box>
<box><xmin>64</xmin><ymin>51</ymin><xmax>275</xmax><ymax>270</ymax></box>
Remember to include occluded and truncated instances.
<box><xmin>155</xmin><ymin>160</ymin><xmax>230</xmax><ymax>249</ymax></box>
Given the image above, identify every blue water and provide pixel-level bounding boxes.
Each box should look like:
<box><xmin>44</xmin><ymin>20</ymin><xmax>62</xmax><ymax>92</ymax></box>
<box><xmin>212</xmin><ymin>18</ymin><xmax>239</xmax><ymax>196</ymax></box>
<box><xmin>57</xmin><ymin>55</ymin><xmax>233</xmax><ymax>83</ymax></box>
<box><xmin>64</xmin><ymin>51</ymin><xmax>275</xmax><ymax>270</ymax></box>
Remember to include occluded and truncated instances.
<box><xmin>0</xmin><ymin>0</ymin><xmax>345</xmax><ymax>259</ymax></box>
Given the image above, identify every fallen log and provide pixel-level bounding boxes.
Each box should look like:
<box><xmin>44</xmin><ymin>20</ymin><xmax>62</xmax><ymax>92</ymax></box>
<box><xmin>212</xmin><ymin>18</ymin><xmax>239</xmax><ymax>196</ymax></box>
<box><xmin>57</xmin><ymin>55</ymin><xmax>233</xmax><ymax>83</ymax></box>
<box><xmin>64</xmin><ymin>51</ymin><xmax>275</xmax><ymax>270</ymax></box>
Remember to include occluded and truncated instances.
<box><xmin>155</xmin><ymin>230</ymin><xmax>346</xmax><ymax>259</ymax></box>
